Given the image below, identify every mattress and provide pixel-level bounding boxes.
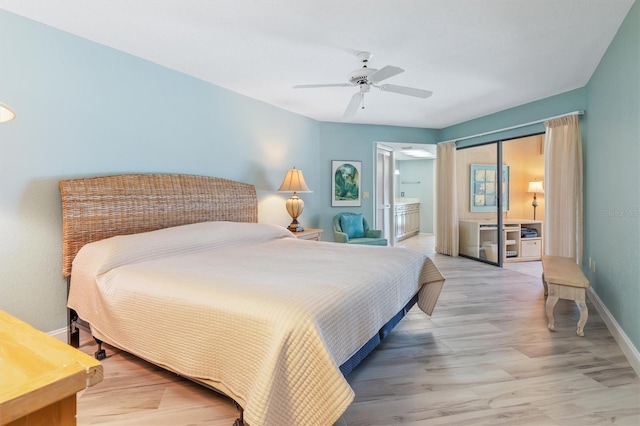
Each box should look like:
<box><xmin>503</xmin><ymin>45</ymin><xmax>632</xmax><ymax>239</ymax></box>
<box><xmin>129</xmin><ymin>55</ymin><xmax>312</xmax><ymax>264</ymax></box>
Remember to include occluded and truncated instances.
<box><xmin>68</xmin><ymin>221</ymin><xmax>444</xmax><ymax>426</ymax></box>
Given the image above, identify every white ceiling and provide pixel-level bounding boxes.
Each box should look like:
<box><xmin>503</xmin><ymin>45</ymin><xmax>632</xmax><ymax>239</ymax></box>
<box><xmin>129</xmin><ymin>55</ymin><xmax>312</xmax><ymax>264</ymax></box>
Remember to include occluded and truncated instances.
<box><xmin>1</xmin><ymin>0</ymin><xmax>635</xmax><ymax>129</ymax></box>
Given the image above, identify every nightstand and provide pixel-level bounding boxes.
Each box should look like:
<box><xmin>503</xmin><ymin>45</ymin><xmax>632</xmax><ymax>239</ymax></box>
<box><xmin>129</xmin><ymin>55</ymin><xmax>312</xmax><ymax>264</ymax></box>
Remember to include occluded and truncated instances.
<box><xmin>291</xmin><ymin>228</ymin><xmax>323</xmax><ymax>241</ymax></box>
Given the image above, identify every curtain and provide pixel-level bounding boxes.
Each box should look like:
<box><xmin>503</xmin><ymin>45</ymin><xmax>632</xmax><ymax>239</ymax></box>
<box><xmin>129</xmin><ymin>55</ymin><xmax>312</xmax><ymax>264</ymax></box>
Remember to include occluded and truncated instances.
<box><xmin>544</xmin><ymin>115</ymin><xmax>583</xmax><ymax>262</ymax></box>
<box><xmin>436</xmin><ymin>141</ymin><xmax>459</xmax><ymax>256</ymax></box>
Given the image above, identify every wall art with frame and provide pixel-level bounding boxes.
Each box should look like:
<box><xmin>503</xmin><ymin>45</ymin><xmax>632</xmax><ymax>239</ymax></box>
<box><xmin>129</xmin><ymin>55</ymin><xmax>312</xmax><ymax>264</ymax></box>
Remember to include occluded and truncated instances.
<box><xmin>331</xmin><ymin>160</ymin><xmax>361</xmax><ymax>207</ymax></box>
<box><xmin>470</xmin><ymin>164</ymin><xmax>509</xmax><ymax>212</ymax></box>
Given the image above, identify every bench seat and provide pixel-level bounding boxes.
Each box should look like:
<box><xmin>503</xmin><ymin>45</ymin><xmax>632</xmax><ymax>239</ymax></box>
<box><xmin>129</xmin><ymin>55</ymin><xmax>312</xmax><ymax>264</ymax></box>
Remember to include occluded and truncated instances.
<box><xmin>541</xmin><ymin>255</ymin><xmax>590</xmax><ymax>337</ymax></box>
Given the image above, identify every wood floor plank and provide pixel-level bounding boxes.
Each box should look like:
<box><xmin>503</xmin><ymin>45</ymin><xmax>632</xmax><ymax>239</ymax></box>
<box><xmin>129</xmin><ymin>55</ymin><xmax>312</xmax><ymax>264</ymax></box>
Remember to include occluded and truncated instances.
<box><xmin>75</xmin><ymin>235</ymin><xmax>640</xmax><ymax>425</ymax></box>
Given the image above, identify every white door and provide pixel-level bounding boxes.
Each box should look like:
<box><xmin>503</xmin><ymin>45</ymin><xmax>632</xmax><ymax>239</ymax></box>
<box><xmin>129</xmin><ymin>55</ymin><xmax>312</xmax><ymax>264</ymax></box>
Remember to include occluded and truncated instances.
<box><xmin>375</xmin><ymin>146</ymin><xmax>394</xmax><ymax>244</ymax></box>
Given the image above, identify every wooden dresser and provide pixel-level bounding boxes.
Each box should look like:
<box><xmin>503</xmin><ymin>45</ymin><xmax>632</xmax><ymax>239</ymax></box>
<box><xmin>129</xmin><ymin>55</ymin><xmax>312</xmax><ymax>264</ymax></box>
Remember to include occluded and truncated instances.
<box><xmin>0</xmin><ymin>310</ymin><xmax>103</xmax><ymax>425</ymax></box>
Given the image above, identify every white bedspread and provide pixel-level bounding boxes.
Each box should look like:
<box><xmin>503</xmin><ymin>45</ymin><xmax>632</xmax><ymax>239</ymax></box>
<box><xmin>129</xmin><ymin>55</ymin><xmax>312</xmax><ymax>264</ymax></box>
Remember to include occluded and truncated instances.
<box><xmin>69</xmin><ymin>222</ymin><xmax>444</xmax><ymax>426</ymax></box>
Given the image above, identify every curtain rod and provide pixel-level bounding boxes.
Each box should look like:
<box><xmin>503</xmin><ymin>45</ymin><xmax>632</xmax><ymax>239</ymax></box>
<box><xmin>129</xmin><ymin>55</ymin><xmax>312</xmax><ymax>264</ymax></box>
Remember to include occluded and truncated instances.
<box><xmin>442</xmin><ymin>110</ymin><xmax>584</xmax><ymax>143</ymax></box>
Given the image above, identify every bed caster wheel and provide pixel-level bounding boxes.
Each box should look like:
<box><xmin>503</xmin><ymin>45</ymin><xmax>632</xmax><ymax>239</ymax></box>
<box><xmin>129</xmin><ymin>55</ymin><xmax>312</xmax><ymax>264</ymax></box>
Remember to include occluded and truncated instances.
<box><xmin>95</xmin><ymin>349</ymin><xmax>106</xmax><ymax>360</ymax></box>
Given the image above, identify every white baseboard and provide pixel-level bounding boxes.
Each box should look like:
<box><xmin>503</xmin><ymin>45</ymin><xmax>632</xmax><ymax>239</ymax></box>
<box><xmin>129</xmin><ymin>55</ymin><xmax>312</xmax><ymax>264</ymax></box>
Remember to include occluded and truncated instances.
<box><xmin>587</xmin><ymin>288</ymin><xmax>640</xmax><ymax>377</ymax></box>
<box><xmin>48</xmin><ymin>327</ymin><xmax>68</xmax><ymax>343</ymax></box>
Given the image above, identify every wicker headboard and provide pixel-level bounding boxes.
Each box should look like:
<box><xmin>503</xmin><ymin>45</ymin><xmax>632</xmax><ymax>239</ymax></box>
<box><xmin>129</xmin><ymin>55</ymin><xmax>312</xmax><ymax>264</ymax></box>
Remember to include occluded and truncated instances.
<box><xmin>59</xmin><ymin>173</ymin><xmax>258</xmax><ymax>277</ymax></box>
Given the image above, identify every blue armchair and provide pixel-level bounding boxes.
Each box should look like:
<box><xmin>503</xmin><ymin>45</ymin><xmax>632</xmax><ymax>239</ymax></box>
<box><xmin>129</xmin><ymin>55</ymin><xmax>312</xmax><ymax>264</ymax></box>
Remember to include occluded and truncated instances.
<box><xmin>332</xmin><ymin>212</ymin><xmax>388</xmax><ymax>246</ymax></box>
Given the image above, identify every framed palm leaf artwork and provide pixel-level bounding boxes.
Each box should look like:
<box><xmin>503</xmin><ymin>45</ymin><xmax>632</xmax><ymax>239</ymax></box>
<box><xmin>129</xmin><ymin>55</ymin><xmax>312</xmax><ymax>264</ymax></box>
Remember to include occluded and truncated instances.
<box><xmin>332</xmin><ymin>160</ymin><xmax>361</xmax><ymax>207</ymax></box>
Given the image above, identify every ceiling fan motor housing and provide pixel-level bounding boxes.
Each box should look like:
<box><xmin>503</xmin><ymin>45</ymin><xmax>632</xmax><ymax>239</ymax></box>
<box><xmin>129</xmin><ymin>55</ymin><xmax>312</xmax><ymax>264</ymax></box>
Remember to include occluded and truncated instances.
<box><xmin>349</xmin><ymin>51</ymin><xmax>376</xmax><ymax>84</ymax></box>
<box><xmin>349</xmin><ymin>68</ymin><xmax>377</xmax><ymax>85</ymax></box>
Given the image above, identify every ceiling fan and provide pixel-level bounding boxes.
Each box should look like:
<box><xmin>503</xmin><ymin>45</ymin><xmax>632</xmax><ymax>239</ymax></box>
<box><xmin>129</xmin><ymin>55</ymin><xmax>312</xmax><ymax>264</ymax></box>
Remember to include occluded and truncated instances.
<box><xmin>293</xmin><ymin>51</ymin><xmax>433</xmax><ymax>118</ymax></box>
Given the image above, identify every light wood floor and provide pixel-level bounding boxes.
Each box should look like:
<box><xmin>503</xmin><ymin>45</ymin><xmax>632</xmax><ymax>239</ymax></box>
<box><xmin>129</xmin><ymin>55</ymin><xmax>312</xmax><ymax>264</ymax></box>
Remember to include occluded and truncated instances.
<box><xmin>76</xmin><ymin>235</ymin><xmax>640</xmax><ymax>425</ymax></box>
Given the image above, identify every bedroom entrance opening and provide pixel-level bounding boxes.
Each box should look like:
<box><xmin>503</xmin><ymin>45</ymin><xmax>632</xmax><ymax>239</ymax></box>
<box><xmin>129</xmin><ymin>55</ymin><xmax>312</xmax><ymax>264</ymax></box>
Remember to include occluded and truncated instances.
<box><xmin>375</xmin><ymin>142</ymin><xmax>437</xmax><ymax>246</ymax></box>
<box><xmin>375</xmin><ymin>145</ymin><xmax>394</xmax><ymax>243</ymax></box>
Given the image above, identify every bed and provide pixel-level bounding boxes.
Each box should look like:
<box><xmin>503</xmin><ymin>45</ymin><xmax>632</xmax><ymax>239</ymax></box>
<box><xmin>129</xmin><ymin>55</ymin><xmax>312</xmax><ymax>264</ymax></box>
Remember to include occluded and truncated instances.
<box><xmin>59</xmin><ymin>173</ymin><xmax>445</xmax><ymax>426</ymax></box>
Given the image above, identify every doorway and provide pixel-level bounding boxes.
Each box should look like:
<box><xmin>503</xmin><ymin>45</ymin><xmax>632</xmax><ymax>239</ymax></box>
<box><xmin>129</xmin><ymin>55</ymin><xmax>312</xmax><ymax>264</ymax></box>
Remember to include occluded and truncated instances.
<box><xmin>375</xmin><ymin>145</ymin><xmax>394</xmax><ymax>243</ymax></box>
<box><xmin>374</xmin><ymin>142</ymin><xmax>437</xmax><ymax>246</ymax></box>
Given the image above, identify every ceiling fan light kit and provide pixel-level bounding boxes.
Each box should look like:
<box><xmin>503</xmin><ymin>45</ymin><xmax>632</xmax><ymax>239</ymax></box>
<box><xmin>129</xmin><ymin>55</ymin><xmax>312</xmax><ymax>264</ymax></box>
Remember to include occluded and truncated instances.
<box><xmin>293</xmin><ymin>51</ymin><xmax>433</xmax><ymax>118</ymax></box>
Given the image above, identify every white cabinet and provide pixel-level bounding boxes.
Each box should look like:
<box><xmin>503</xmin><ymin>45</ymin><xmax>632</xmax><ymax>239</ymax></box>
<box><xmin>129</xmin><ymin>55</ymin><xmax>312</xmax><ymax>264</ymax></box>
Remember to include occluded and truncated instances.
<box><xmin>504</xmin><ymin>224</ymin><xmax>521</xmax><ymax>259</ymax></box>
<box><xmin>521</xmin><ymin>238</ymin><xmax>542</xmax><ymax>258</ymax></box>
<box><xmin>395</xmin><ymin>202</ymin><xmax>420</xmax><ymax>241</ymax></box>
<box><xmin>459</xmin><ymin>219</ymin><xmax>543</xmax><ymax>263</ymax></box>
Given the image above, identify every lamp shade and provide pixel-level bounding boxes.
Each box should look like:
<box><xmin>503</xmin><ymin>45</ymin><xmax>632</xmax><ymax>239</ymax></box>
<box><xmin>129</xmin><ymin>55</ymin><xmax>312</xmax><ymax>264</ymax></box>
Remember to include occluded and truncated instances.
<box><xmin>527</xmin><ymin>180</ymin><xmax>544</xmax><ymax>194</ymax></box>
<box><xmin>278</xmin><ymin>167</ymin><xmax>312</xmax><ymax>193</ymax></box>
<box><xmin>0</xmin><ymin>103</ymin><xmax>16</xmax><ymax>123</ymax></box>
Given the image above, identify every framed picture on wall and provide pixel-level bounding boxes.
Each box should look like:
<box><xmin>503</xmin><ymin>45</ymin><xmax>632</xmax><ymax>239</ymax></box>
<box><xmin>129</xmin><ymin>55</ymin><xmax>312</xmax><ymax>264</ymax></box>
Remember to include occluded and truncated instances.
<box><xmin>470</xmin><ymin>164</ymin><xmax>509</xmax><ymax>212</ymax></box>
<box><xmin>332</xmin><ymin>160</ymin><xmax>361</xmax><ymax>207</ymax></box>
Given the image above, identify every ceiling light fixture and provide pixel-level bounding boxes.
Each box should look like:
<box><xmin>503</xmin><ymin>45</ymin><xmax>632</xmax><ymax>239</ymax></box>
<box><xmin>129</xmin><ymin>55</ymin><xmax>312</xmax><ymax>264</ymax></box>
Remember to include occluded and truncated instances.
<box><xmin>400</xmin><ymin>149</ymin><xmax>434</xmax><ymax>159</ymax></box>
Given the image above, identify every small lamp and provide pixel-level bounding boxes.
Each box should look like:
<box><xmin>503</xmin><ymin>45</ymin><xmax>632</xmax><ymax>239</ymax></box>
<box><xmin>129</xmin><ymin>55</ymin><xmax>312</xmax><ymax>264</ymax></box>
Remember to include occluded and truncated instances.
<box><xmin>0</xmin><ymin>102</ymin><xmax>16</xmax><ymax>123</ymax></box>
<box><xmin>278</xmin><ymin>167</ymin><xmax>312</xmax><ymax>232</ymax></box>
<box><xmin>527</xmin><ymin>180</ymin><xmax>544</xmax><ymax>220</ymax></box>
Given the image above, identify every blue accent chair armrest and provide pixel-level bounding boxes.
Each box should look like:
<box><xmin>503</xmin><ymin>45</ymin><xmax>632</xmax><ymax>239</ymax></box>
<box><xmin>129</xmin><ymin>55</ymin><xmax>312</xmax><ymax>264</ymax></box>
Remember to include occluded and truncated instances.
<box><xmin>334</xmin><ymin>230</ymin><xmax>349</xmax><ymax>243</ymax></box>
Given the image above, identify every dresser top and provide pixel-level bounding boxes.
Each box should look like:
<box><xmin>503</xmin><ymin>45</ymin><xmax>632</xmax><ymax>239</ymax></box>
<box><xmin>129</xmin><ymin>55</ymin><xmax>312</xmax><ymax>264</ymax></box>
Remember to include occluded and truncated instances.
<box><xmin>0</xmin><ymin>310</ymin><xmax>103</xmax><ymax>423</ymax></box>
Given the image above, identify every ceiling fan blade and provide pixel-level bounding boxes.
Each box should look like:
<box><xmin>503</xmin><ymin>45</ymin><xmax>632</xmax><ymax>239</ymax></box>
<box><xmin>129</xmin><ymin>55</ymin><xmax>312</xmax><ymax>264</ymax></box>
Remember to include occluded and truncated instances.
<box><xmin>368</xmin><ymin>65</ymin><xmax>404</xmax><ymax>84</ymax></box>
<box><xmin>379</xmin><ymin>84</ymin><xmax>433</xmax><ymax>98</ymax></box>
<box><xmin>293</xmin><ymin>83</ymin><xmax>351</xmax><ymax>89</ymax></box>
<box><xmin>344</xmin><ymin>92</ymin><xmax>363</xmax><ymax>118</ymax></box>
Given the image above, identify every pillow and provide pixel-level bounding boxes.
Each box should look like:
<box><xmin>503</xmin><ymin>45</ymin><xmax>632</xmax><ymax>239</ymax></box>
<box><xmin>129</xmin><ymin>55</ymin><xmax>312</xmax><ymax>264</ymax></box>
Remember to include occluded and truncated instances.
<box><xmin>73</xmin><ymin>222</ymin><xmax>294</xmax><ymax>276</ymax></box>
<box><xmin>340</xmin><ymin>214</ymin><xmax>365</xmax><ymax>239</ymax></box>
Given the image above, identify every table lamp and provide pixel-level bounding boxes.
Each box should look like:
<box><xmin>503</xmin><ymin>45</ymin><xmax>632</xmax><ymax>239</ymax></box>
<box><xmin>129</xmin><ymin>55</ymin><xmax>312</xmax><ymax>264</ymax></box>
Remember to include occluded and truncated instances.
<box><xmin>527</xmin><ymin>180</ymin><xmax>544</xmax><ymax>220</ymax></box>
<box><xmin>278</xmin><ymin>167</ymin><xmax>312</xmax><ymax>232</ymax></box>
<box><xmin>0</xmin><ymin>102</ymin><xmax>16</xmax><ymax>123</ymax></box>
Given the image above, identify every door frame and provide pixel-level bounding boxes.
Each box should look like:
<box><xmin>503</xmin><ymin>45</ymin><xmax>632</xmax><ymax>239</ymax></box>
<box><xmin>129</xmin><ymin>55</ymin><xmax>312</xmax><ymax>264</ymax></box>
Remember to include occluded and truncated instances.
<box><xmin>374</xmin><ymin>143</ymin><xmax>396</xmax><ymax>245</ymax></box>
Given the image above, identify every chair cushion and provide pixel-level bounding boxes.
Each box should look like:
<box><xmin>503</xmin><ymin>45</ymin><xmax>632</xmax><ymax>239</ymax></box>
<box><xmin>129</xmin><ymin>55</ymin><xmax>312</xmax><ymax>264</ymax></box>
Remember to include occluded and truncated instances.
<box><xmin>340</xmin><ymin>213</ymin><xmax>365</xmax><ymax>239</ymax></box>
<box><xmin>347</xmin><ymin>238</ymin><xmax>388</xmax><ymax>246</ymax></box>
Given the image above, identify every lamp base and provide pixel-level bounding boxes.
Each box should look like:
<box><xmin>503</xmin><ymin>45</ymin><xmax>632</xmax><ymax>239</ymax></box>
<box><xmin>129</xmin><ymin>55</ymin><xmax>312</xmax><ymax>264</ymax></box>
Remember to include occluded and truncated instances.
<box><xmin>287</xmin><ymin>217</ymin><xmax>304</xmax><ymax>232</ymax></box>
<box><xmin>284</xmin><ymin>194</ymin><xmax>305</xmax><ymax>232</ymax></box>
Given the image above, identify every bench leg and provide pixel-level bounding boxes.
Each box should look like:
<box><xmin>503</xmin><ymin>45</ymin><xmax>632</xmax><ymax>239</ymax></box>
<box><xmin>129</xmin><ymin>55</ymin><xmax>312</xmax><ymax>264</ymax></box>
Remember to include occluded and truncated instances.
<box><xmin>545</xmin><ymin>283</ymin><xmax>558</xmax><ymax>332</ymax></box>
<box><xmin>575</xmin><ymin>289</ymin><xmax>588</xmax><ymax>337</ymax></box>
<box><xmin>541</xmin><ymin>273</ymin><xmax>548</xmax><ymax>296</ymax></box>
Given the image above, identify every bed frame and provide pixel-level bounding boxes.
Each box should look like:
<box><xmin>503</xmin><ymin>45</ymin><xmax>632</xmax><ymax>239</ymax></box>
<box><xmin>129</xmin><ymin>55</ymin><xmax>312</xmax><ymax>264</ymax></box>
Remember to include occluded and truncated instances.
<box><xmin>60</xmin><ymin>173</ymin><xmax>258</xmax><ymax>278</ymax></box>
<box><xmin>60</xmin><ymin>173</ymin><xmax>259</xmax><ymax>425</ymax></box>
<box><xmin>59</xmin><ymin>173</ymin><xmax>424</xmax><ymax>426</ymax></box>
<box><xmin>60</xmin><ymin>173</ymin><xmax>257</xmax><ymax>340</ymax></box>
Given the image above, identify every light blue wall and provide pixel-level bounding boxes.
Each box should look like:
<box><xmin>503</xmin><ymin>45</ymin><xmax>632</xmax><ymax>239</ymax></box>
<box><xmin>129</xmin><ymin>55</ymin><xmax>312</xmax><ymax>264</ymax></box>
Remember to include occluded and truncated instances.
<box><xmin>317</xmin><ymin>122</ymin><xmax>438</xmax><ymax>239</ymax></box>
<box><xmin>396</xmin><ymin>160</ymin><xmax>435</xmax><ymax>233</ymax></box>
<box><xmin>440</xmin><ymin>1</ymin><xmax>639</xmax><ymax>353</ymax></box>
<box><xmin>584</xmin><ymin>1</ymin><xmax>640</xmax><ymax>351</ymax></box>
<box><xmin>3</xmin><ymin>4</ymin><xmax>637</xmax><ymax>355</ymax></box>
<box><xmin>0</xmin><ymin>10</ymin><xmax>437</xmax><ymax>332</ymax></box>
<box><xmin>0</xmin><ymin>10</ymin><xmax>324</xmax><ymax>332</ymax></box>
<box><xmin>441</xmin><ymin>87</ymin><xmax>587</xmax><ymax>146</ymax></box>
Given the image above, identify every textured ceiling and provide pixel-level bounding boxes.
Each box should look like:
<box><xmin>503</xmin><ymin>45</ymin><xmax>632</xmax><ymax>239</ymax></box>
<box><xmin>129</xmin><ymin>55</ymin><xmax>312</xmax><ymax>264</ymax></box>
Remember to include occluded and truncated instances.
<box><xmin>0</xmin><ymin>0</ymin><xmax>635</xmax><ymax>128</ymax></box>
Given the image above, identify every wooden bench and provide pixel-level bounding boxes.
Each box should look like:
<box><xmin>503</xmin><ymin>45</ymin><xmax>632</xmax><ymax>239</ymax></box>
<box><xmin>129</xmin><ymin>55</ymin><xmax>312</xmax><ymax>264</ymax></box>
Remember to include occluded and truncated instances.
<box><xmin>541</xmin><ymin>255</ymin><xmax>590</xmax><ymax>337</ymax></box>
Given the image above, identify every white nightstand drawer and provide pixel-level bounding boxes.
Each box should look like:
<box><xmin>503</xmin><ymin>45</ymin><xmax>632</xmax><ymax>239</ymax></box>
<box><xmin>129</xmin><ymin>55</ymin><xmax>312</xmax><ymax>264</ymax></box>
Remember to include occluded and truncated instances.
<box><xmin>291</xmin><ymin>228</ymin><xmax>323</xmax><ymax>241</ymax></box>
